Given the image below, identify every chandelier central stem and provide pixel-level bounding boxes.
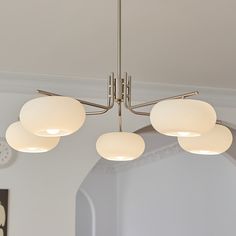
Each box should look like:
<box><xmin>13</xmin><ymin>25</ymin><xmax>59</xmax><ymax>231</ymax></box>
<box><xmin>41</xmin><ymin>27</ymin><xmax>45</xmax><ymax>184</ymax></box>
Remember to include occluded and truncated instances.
<box><xmin>118</xmin><ymin>101</ymin><xmax>122</xmax><ymax>131</ymax></box>
<box><xmin>116</xmin><ymin>0</ymin><xmax>123</xmax><ymax>101</ymax></box>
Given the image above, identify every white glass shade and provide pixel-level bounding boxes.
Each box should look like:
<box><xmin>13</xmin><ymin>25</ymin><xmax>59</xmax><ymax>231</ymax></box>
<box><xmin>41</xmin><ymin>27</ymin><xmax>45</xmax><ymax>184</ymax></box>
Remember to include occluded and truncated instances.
<box><xmin>6</xmin><ymin>122</ymin><xmax>60</xmax><ymax>153</ymax></box>
<box><xmin>20</xmin><ymin>96</ymin><xmax>86</xmax><ymax>137</ymax></box>
<box><xmin>178</xmin><ymin>124</ymin><xmax>233</xmax><ymax>155</ymax></box>
<box><xmin>96</xmin><ymin>132</ymin><xmax>145</xmax><ymax>161</ymax></box>
<box><xmin>150</xmin><ymin>99</ymin><xmax>217</xmax><ymax>137</ymax></box>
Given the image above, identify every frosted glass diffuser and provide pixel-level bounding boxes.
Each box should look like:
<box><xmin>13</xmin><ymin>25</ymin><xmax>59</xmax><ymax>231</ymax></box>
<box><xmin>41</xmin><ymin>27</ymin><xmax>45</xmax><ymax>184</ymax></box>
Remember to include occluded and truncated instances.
<box><xmin>6</xmin><ymin>122</ymin><xmax>60</xmax><ymax>153</ymax></box>
<box><xmin>20</xmin><ymin>96</ymin><xmax>86</xmax><ymax>137</ymax></box>
<box><xmin>150</xmin><ymin>99</ymin><xmax>217</xmax><ymax>137</ymax></box>
<box><xmin>96</xmin><ymin>132</ymin><xmax>145</xmax><ymax>161</ymax></box>
<box><xmin>178</xmin><ymin>124</ymin><xmax>233</xmax><ymax>155</ymax></box>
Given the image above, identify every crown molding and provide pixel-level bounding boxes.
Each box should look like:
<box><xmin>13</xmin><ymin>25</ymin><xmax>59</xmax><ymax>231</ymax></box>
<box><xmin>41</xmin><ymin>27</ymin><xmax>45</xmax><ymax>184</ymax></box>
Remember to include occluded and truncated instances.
<box><xmin>0</xmin><ymin>71</ymin><xmax>236</xmax><ymax>107</ymax></box>
<box><xmin>0</xmin><ymin>71</ymin><xmax>107</xmax><ymax>99</ymax></box>
<box><xmin>113</xmin><ymin>142</ymin><xmax>183</xmax><ymax>173</ymax></box>
<box><xmin>130</xmin><ymin>80</ymin><xmax>236</xmax><ymax>108</ymax></box>
<box><xmin>93</xmin><ymin>143</ymin><xmax>236</xmax><ymax>174</ymax></box>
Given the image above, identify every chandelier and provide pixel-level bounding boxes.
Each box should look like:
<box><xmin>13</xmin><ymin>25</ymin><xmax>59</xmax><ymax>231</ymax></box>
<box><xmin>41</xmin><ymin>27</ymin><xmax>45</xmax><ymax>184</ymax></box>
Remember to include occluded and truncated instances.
<box><xmin>5</xmin><ymin>0</ymin><xmax>233</xmax><ymax>160</ymax></box>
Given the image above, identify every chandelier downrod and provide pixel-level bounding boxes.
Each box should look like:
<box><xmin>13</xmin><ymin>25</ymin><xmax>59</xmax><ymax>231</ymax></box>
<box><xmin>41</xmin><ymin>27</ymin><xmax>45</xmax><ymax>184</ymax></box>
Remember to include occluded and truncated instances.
<box><xmin>116</xmin><ymin>0</ymin><xmax>123</xmax><ymax>101</ymax></box>
<box><xmin>36</xmin><ymin>0</ymin><xmax>199</xmax><ymax>116</ymax></box>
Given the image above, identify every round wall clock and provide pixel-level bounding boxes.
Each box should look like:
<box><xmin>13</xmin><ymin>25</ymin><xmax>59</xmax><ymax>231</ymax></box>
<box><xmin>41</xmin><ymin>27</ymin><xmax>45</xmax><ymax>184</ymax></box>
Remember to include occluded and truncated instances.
<box><xmin>0</xmin><ymin>138</ymin><xmax>17</xmax><ymax>168</ymax></box>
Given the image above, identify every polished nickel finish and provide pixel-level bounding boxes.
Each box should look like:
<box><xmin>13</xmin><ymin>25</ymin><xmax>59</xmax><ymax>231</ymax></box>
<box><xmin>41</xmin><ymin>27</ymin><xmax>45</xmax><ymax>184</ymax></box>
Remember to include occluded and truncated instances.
<box><xmin>38</xmin><ymin>77</ymin><xmax>199</xmax><ymax>117</ymax></box>
<box><xmin>37</xmin><ymin>75</ymin><xmax>115</xmax><ymax>116</ymax></box>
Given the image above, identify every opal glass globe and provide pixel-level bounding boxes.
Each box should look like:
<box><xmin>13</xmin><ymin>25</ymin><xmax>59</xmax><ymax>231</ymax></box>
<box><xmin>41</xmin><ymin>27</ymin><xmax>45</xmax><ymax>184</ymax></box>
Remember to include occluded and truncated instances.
<box><xmin>6</xmin><ymin>122</ymin><xmax>60</xmax><ymax>153</ymax></box>
<box><xmin>178</xmin><ymin>124</ymin><xmax>233</xmax><ymax>155</ymax></box>
<box><xmin>150</xmin><ymin>99</ymin><xmax>217</xmax><ymax>137</ymax></box>
<box><xmin>96</xmin><ymin>132</ymin><xmax>145</xmax><ymax>161</ymax></box>
<box><xmin>20</xmin><ymin>96</ymin><xmax>86</xmax><ymax>137</ymax></box>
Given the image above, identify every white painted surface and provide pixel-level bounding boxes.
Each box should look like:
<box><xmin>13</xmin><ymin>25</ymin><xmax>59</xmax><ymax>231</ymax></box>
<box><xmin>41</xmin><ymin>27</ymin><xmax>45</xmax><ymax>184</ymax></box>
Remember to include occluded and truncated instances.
<box><xmin>117</xmin><ymin>152</ymin><xmax>236</xmax><ymax>236</ymax></box>
<box><xmin>0</xmin><ymin>0</ymin><xmax>236</xmax><ymax>88</ymax></box>
<box><xmin>77</xmin><ymin>189</ymin><xmax>95</xmax><ymax>236</ymax></box>
<box><xmin>78</xmin><ymin>170</ymin><xmax>117</xmax><ymax>236</ymax></box>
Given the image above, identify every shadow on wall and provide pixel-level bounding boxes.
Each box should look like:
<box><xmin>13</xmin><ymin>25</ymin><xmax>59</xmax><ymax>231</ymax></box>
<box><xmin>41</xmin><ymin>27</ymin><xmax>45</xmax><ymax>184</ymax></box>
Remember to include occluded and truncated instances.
<box><xmin>76</xmin><ymin>189</ymin><xmax>96</xmax><ymax>236</ymax></box>
<box><xmin>76</xmin><ymin>166</ymin><xmax>118</xmax><ymax>236</ymax></box>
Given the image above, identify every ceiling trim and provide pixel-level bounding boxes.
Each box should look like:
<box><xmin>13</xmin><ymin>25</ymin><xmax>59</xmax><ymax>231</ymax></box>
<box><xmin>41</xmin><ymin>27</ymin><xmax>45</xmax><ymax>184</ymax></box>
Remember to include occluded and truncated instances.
<box><xmin>93</xmin><ymin>142</ymin><xmax>236</xmax><ymax>174</ymax></box>
<box><xmin>0</xmin><ymin>71</ymin><xmax>236</xmax><ymax>107</ymax></box>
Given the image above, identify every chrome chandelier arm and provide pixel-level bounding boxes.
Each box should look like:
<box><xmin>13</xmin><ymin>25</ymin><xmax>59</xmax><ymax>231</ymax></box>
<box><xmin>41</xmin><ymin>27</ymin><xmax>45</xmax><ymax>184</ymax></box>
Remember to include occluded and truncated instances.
<box><xmin>124</xmin><ymin>74</ymin><xmax>150</xmax><ymax>116</ymax></box>
<box><xmin>37</xmin><ymin>89</ymin><xmax>112</xmax><ymax>110</ymax></box>
<box><xmin>37</xmin><ymin>75</ymin><xmax>115</xmax><ymax>116</ymax></box>
<box><xmin>124</xmin><ymin>74</ymin><xmax>199</xmax><ymax>116</ymax></box>
<box><xmin>130</xmin><ymin>91</ymin><xmax>199</xmax><ymax>109</ymax></box>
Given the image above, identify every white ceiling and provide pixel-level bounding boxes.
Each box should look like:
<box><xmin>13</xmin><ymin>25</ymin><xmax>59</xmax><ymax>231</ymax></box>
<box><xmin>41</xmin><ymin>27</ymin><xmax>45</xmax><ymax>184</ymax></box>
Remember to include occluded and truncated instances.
<box><xmin>0</xmin><ymin>0</ymin><xmax>235</xmax><ymax>89</ymax></box>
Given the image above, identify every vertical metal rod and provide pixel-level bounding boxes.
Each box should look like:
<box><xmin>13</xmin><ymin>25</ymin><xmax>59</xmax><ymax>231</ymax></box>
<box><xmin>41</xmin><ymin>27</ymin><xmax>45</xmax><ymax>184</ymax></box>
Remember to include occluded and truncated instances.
<box><xmin>116</xmin><ymin>0</ymin><xmax>122</xmax><ymax>100</ymax></box>
<box><xmin>128</xmin><ymin>75</ymin><xmax>132</xmax><ymax>107</ymax></box>
<box><xmin>118</xmin><ymin>101</ymin><xmax>122</xmax><ymax>131</ymax></box>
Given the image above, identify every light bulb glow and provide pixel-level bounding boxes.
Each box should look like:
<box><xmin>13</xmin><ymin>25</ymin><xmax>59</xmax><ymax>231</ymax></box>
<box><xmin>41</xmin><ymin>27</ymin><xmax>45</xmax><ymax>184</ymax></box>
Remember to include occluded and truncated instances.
<box><xmin>178</xmin><ymin>124</ymin><xmax>233</xmax><ymax>155</ymax></box>
<box><xmin>167</xmin><ymin>131</ymin><xmax>199</xmax><ymax>137</ymax></box>
<box><xmin>190</xmin><ymin>150</ymin><xmax>219</xmax><ymax>155</ymax></box>
<box><xmin>150</xmin><ymin>99</ymin><xmax>217</xmax><ymax>137</ymax></box>
<box><xmin>96</xmin><ymin>132</ymin><xmax>145</xmax><ymax>161</ymax></box>
<box><xmin>19</xmin><ymin>147</ymin><xmax>48</xmax><ymax>153</ymax></box>
<box><xmin>46</xmin><ymin>129</ymin><xmax>61</xmax><ymax>135</ymax></box>
<box><xmin>111</xmin><ymin>156</ymin><xmax>134</xmax><ymax>161</ymax></box>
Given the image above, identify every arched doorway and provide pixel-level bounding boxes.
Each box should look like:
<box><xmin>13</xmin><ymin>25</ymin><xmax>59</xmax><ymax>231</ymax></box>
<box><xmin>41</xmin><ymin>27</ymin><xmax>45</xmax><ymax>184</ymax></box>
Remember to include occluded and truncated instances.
<box><xmin>76</xmin><ymin>189</ymin><xmax>96</xmax><ymax>236</ymax></box>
